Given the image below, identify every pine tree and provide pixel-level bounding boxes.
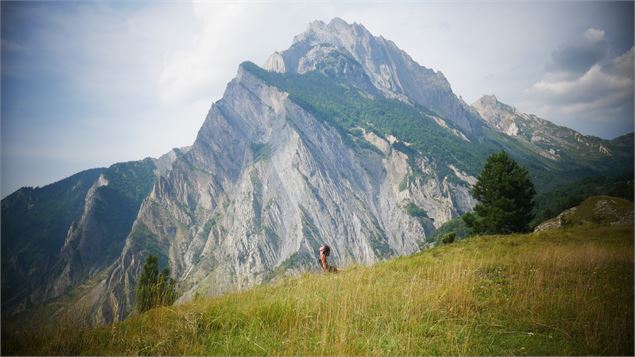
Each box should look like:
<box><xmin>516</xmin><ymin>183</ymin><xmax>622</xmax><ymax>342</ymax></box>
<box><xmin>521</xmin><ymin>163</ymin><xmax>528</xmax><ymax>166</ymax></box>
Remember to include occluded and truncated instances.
<box><xmin>135</xmin><ymin>255</ymin><xmax>177</xmax><ymax>313</ymax></box>
<box><xmin>463</xmin><ymin>151</ymin><xmax>536</xmax><ymax>234</ymax></box>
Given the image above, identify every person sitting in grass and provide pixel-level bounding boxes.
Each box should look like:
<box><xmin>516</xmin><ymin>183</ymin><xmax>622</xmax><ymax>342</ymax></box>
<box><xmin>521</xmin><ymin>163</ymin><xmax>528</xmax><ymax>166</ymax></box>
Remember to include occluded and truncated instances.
<box><xmin>319</xmin><ymin>245</ymin><xmax>338</xmax><ymax>273</ymax></box>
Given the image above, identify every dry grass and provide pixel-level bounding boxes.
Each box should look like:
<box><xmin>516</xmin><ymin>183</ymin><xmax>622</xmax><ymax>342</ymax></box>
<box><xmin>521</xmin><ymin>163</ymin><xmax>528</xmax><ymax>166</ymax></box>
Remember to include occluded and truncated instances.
<box><xmin>3</xmin><ymin>224</ymin><xmax>633</xmax><ymax>355</ymax></box>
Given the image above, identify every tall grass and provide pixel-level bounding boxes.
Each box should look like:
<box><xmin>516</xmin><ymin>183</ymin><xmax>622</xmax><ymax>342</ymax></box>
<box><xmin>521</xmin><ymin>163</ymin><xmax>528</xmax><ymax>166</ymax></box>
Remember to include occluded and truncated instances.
<box><xmin>3</xmin><ymin>225</ymin><xmax>633</xmax><ymax>355</ymax></box>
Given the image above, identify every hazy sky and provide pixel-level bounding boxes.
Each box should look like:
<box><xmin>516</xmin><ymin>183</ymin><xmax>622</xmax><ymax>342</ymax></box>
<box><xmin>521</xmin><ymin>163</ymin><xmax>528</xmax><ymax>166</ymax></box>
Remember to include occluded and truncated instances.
<box><xmin>1</xmin><ymin>1</ymin><xmax>633</xmax><ymax>197</ymax></box>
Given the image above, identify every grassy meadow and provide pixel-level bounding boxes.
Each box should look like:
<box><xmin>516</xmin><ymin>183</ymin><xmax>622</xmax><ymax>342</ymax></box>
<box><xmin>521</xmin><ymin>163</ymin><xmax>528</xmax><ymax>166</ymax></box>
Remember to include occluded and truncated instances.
<box><xmin>3</xmin><ymin>224</ymin><xmax>633</xmax><ymax>355</ymax></box>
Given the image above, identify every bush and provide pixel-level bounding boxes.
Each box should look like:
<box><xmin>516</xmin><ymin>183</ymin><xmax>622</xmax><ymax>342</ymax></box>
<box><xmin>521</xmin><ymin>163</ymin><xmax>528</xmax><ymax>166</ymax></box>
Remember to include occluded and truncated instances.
<box><xmin>430</xmin><ymin>216</ymin><xmax>473</xmax><ymax>243</ymax></box>
<box><xmin>441</xmin><ymin>232</ymin><xmax>456</xmax><ymax>244</ymax></box>
<box><xmin>405</xmin><ymin>202</ymin><xmax>427</xmax><ymax>218</ymax></box>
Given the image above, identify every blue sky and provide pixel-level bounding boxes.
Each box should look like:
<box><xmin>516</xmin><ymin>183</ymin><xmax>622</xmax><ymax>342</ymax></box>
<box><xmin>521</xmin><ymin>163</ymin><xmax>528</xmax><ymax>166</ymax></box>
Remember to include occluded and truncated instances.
<box><xmin>1</xmin><ymin>1</ymin><xmax>633</xmax><ymax>197</ymax></box>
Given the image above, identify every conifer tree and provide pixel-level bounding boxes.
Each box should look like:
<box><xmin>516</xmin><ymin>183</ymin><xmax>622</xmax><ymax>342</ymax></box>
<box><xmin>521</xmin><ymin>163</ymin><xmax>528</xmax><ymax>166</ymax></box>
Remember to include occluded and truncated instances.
<box><xmin>463</xmin><ymin>151</ymin><xmax>536</xmax><ymax>234</ymax></box>
<box><xmin>135</xmin><ymin>255</ymin><xmax>177</xmax><ymax>313</ymax></box>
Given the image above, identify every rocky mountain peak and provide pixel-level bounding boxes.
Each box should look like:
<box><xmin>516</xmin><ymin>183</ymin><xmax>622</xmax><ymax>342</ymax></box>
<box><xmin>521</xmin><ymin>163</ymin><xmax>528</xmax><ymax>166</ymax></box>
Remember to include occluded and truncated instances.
<box><xmin>279</xmin><ymin>18</ymin><xmax>483</xmax><ymax>135</ymax></box>
<box><xmin>476</xmin><ymin>94</ymin><xmax>498</xmax><ymax>106</ymax></box>
<box><xmin>472</xmin><ymin>94</ymin><xmax>520</xmax><ymax>135</ymax></box>
<box><xmin>293</xmin><ymin>17</ymin><xmax>372</xmax><ymax>48</ymax></box>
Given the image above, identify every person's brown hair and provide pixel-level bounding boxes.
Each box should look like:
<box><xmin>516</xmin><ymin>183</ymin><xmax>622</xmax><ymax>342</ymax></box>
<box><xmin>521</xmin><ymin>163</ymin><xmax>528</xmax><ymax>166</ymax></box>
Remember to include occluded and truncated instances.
<box><xmin>322</xmin><ymin>245</ymin><xmax>331</xmax><ymax>256</ymax></box>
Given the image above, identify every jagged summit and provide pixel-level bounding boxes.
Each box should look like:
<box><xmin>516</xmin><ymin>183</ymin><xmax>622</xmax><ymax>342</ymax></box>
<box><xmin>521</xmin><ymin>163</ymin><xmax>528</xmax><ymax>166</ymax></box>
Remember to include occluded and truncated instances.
<box><xmin>264</xmin><ymin>17</ymin><xmax>483</xmax><ymax>135</ymax></box>
<box><xmin>292</xmin><ymin>17</ymin><xmax>374</xmax><ymax>48</ymax></box>
<box><xmin>472</xmin><ymin>94</ymin><xmax>518</xmax><ymax>135</ymax></box>
<box><xmin>477</xmin><ymin>94</ymin><xmax>498</xmax><ymax>104</ymax></box>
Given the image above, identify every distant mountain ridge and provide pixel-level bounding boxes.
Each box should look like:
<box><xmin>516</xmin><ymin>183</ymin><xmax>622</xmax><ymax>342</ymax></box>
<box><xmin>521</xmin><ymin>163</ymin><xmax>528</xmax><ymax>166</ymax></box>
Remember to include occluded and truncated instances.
<box><xmin>2</xmin><ymin>18</ymin><xmax>632</xmax><ymax>327</ymax></box>
<box><xmin>473</xmin><ymin>94</ymin><xmax>628</xmax><ymax>163</ymax></box>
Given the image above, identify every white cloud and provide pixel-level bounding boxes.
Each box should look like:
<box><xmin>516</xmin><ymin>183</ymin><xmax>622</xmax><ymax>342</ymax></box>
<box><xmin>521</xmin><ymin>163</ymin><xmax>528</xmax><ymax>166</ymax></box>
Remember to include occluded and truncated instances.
<box><xmin>157</xmin><ymin>3</ymin><xmax>311</xmax><ymax>105</ymax></box>
<box><xmin>584</xmin><ymin>27</ymin><xmax>605</xmax><ymax>43</ymax></box>
<box><xmin>158</xmin><ymin>3</ymin><xmax>244</xmax><ymax>104</ymax></box>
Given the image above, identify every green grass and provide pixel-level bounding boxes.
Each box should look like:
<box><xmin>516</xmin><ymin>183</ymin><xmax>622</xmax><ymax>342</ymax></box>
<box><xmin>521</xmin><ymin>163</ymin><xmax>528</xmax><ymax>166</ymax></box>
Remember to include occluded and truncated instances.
<box><xmin>3</xmin><ymin>225</ymin><xmax>633</xmax><ymax>356</ymax></box>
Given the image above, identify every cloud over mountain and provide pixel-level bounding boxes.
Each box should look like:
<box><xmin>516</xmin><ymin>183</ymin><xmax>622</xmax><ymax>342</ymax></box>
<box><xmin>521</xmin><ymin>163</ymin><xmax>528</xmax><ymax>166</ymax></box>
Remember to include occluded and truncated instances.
<box><xmin>523</xmin><ymin>28</ymin><xmax>634</xmax><ymax>138</ymax></box>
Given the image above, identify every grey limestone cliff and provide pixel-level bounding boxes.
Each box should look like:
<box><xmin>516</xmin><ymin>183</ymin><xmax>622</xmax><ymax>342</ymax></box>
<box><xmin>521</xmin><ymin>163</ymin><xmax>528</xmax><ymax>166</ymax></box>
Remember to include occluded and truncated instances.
<box><xmin>83</xmin><ymin>60</ymin><xmax>476</xmax><ymax>324</ymax></box>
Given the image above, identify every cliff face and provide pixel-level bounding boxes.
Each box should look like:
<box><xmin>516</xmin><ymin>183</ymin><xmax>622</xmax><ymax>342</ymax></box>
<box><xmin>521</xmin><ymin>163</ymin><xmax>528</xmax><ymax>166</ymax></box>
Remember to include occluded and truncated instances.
<box><xmin>86</xmin><ymin>62</ymin><xmax>476</xmax><ymax>324</ymax></box>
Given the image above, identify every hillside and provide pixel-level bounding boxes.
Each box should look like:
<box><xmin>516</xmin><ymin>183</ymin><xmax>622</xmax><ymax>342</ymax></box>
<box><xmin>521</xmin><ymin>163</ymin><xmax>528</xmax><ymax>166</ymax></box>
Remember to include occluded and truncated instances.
<box><xmin>473</xmin><ymin>95</ymin><xmax>633</xmax><ymax>173</ymax></box>
<box><xmin>531</xmin><ymin>175</ymin><xmax>634</xmax><ymax>227</ymax></box>
<box><xmin>4</xmin><ymin>224</ymin><xmax>632</xmax><ymax>356</ymax></box>
<box><xmin>430</xmin><ymin>181</ymin><xmax>635</xmax><ymax>243</ymax></box>
<box><xmin>472</xmin><ymin>94</ymin><xmax>634</xmax><ymax>189</ymax></box>
<box><xmin>535</xmin><ymin>196</ymin><xmax>634</xmax><ymax>232</ymax></box>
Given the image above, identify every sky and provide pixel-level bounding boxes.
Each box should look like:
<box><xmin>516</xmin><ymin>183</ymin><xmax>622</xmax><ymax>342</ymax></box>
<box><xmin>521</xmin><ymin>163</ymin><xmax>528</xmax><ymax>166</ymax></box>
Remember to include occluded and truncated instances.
<box><xmin>1</xmin><ymin>1</ymin><xmax>633</xmax><ymax>198</ymax></box>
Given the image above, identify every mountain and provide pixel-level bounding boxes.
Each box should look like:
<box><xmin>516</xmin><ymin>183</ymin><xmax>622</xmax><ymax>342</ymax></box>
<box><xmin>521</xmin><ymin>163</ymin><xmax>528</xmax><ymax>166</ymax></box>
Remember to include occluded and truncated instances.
<box><xmin>1</xmin><ymin>168</ymin><xmax>103</xmax><ymax>312</ymax></box>
<box><xmin>2</xmin><ymin>18</ymin><xmax>633</xmax><ymax>327</ymax></box>
<box><xmin>473</xmin><ymin>94</ymin><xmax>633</xmax><ymax>170</ymax></box>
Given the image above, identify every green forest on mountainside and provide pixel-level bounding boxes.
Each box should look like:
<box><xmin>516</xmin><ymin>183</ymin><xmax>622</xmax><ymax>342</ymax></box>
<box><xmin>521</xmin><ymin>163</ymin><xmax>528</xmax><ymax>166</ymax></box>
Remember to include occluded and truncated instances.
<box><xmin>1</xmin><ymin>159</ymin><xmax>157</xmax><ymax>314</ymax></box>
<box><xmin>1</xmin><ymin>168</ymin><xmax>104</xmax><ymax>302</ymax></box>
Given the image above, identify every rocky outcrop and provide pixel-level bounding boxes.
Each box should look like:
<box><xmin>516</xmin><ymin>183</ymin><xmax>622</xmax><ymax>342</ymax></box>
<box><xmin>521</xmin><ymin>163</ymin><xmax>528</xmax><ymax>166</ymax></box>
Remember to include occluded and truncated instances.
<box><xmin>263</xmin><ymin>52</ymin><xmax>286</xmax><ymax>73</ymax></box>
<box><xmin>534</xmin><ymin>207</ymin><xmax>577</xmax><ymax>232</ymax></box>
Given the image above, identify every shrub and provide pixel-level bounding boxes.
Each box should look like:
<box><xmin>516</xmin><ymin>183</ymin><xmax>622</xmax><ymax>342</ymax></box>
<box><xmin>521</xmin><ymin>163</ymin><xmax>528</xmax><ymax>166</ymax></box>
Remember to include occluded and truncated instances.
<box><xmin>441</xmin><ymin>232</ymin><xmax>456</xmax><ymax>244</ymax></box>
<box><xmin>405</xmin><ymin>202</ymin><xmax>427</xmax><ymax>218</ymax></box>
